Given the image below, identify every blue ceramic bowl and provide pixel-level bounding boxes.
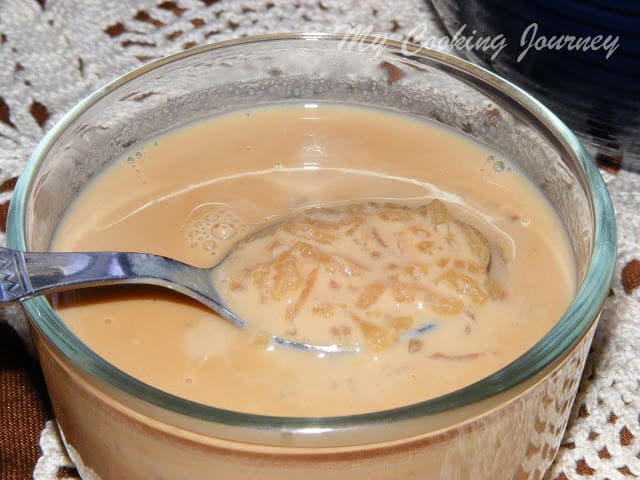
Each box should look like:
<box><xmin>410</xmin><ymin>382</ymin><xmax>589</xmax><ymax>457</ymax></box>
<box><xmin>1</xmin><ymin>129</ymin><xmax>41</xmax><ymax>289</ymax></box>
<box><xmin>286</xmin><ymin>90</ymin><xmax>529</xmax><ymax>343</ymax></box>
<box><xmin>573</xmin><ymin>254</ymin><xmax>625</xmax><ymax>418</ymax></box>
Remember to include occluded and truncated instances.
<box><xmin>432</xmin><ymin>0</ymin><xmax>640</xmax><ymax>170</ymax></box>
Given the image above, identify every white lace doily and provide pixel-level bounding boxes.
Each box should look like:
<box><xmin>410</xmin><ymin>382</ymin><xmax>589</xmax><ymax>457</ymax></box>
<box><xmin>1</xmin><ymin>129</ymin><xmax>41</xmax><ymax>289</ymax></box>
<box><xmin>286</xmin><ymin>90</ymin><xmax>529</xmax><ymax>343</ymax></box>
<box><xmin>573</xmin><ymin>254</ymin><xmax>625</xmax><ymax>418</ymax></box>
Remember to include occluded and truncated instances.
<box><xmin>0</xmin><ymin>1</ymin><xmax>638</xmax><ymax>479</ymax></box>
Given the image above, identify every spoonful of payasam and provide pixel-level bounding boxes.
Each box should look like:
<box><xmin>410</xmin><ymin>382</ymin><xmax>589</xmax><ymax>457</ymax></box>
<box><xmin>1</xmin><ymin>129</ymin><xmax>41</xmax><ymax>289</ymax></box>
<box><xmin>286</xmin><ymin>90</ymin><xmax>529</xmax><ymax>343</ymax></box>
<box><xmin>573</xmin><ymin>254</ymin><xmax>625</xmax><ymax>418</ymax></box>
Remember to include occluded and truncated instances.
<box><xmin>0</xmin><ymin>200</ymin><xmax>504</xmax><ymax>354</ymax></box>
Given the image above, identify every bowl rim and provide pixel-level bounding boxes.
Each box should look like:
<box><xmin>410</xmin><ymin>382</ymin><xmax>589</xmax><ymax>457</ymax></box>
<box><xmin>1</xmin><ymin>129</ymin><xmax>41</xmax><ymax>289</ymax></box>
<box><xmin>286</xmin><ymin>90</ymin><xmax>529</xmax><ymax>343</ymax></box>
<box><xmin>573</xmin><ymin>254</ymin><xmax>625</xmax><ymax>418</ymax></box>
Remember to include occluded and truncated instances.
<box><xmin>7</xmin><ymin>32</ymin><xmax>617</xmax><ymax>435</ymax></box>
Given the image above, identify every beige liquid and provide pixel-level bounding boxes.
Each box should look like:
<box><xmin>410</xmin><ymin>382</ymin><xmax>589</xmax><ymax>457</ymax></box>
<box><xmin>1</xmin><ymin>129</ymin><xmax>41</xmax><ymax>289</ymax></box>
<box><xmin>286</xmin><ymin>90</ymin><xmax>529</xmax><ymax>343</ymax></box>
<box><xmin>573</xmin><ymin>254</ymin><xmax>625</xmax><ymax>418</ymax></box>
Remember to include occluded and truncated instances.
<box><xmin>51</xmin><ymin>104</ymin><xmax>576</xmax><ymax>417</ymax></box>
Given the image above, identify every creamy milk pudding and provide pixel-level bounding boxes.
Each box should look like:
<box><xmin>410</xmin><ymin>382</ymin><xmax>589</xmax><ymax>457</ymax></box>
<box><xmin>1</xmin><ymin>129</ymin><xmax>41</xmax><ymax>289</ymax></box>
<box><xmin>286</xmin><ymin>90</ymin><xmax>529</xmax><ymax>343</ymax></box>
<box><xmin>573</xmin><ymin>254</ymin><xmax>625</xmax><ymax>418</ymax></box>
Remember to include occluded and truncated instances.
<box><xmin>51</xmin><ymin>104</ymin><xmax>576</xmax><ymax>416</ymax></box>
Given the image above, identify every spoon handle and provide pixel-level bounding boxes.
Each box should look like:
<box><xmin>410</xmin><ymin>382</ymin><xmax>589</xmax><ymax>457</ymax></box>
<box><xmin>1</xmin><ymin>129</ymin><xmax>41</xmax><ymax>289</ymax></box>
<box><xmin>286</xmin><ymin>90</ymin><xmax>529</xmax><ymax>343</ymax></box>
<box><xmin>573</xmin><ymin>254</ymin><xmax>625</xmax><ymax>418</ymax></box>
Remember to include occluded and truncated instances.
<box><xmin>0</xmin><ymin>247</ymin><xmax>171</xmax><ymax>303</ymax></box>
<box><xmin>0</xmin><ymin>246</ymin><xmax>247</xmax><ymax>330</ymax></box>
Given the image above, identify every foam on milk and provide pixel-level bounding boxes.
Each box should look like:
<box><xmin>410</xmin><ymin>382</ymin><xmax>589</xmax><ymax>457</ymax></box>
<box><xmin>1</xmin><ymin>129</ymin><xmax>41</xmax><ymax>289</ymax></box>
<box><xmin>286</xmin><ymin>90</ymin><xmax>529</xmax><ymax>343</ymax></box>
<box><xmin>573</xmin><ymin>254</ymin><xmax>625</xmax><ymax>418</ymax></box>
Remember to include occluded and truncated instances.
<box><xmin>181</xmin><ymin>203</ymin><xmax>248</xmax><ymax>259</ymax></box>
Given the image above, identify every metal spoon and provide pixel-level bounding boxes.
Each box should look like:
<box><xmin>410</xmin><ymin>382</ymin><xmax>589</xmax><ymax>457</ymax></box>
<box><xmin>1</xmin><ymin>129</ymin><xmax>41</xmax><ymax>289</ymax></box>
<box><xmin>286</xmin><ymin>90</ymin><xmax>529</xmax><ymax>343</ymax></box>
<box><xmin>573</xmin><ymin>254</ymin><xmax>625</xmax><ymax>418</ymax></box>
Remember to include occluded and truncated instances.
<box><xmin>0</xmin><ymin>247</ymin><xmax>434</xmax><ymax>353</ymax></box>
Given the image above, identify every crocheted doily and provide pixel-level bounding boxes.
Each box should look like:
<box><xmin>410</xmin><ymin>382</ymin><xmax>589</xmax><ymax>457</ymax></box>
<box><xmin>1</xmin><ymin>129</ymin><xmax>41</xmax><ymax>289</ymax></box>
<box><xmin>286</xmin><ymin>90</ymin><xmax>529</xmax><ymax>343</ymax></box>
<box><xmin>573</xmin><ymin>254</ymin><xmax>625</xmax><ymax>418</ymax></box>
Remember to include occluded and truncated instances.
<box><xmin>0</xmin><ymin>1</ymin><xmax>637</xmax><ymax>479</ymax></box>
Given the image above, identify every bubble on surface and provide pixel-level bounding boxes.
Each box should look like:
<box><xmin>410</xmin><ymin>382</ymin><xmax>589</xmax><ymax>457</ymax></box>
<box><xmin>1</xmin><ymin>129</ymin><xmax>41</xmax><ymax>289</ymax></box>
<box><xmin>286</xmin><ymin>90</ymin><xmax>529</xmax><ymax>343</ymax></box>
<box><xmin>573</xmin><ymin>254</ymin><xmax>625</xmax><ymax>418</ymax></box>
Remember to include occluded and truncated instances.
<box><xmin>203</xmin><ymin>240</ymin><xmax>217</xmax><ymax>251</ymax></box>
<box><xmin>211</xmin><ymin>222</ymin><xmax>237</xmax><ymax>240</ymax></box>
<box><xmin>493</xmin><ymin>160</ymin><xmax>506</xmax><ymax>172</ymax></box>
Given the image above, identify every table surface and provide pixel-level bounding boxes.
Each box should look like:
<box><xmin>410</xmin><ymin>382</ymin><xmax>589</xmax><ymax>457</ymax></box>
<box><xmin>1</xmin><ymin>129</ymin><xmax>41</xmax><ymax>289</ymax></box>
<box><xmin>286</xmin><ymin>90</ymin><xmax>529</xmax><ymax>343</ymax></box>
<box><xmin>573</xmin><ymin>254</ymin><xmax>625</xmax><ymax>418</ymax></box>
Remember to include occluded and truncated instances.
<box><xmin>0</xmin><ymin>1</ymin><xmax>638</xmax><ymax>479</ymax></box>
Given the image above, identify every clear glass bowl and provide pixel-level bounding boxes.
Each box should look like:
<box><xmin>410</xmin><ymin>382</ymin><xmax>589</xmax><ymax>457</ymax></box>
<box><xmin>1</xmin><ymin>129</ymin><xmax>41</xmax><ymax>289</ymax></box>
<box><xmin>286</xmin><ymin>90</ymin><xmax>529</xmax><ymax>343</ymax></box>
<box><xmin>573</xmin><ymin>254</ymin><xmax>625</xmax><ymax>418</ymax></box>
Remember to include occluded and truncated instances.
<box><xmin>7</xmin><ymin>34</ymin><xmax>616</xmax><ymax>480</ymax></box>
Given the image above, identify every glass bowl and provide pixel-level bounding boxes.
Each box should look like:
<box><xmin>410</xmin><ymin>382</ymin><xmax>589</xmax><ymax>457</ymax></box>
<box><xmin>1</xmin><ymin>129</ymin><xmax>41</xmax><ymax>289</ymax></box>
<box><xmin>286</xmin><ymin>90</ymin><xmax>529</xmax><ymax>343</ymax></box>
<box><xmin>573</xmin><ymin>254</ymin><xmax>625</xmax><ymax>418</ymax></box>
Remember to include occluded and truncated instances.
<box><xmin>7</xmin><ymin>33</ymin><xmax>616</xmax><ymax>480</ymax></box>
